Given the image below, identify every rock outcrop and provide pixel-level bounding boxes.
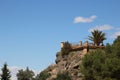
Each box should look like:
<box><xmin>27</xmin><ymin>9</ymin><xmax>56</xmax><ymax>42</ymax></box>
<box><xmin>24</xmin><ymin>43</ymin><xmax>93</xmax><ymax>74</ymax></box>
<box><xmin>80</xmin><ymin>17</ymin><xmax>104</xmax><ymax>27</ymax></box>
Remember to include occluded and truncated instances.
<box><xmin>43</xmin><ymin>51</ymin><xmax>84</xmax><ymax>80</ymax></box>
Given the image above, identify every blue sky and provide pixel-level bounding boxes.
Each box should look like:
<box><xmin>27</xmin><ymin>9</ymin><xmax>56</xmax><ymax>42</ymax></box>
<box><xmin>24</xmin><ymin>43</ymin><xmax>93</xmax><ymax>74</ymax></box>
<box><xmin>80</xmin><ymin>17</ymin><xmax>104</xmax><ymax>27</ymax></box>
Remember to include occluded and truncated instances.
<box><xmin>0</xmin><ymin>0</ymin><xmax>120</xmax><ymax>79</ymax></box>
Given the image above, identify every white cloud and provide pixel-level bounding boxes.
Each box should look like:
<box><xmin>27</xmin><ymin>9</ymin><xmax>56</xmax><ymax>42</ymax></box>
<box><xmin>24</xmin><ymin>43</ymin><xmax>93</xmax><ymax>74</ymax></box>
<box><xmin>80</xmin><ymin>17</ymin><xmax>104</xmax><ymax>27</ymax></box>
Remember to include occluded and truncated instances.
<box><xmin>111</xmin><ymin>31</ymin><xmax>120</xmax><ymax>38</ymax></box>
<box><xmin>8</xmin><ymin>66</ymin><xmax>21</xmax><ymax>80</ymax></box>
<box><xmin>88</xmin><ymin>24</ymin><xmax>113</xmax><ymax>32</ymax></box>
<box><xmin>74</xmin><ymin>15</ymin><xmax>97</xmax><ymax>23</ymax></box>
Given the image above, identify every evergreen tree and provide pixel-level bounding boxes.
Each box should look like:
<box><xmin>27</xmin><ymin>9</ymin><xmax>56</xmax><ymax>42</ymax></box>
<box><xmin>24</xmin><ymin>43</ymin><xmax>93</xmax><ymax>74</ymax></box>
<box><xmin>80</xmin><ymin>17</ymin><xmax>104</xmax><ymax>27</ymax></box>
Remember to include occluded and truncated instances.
<box><xmin>81</xmin><ymin>36</ymin><xmax>120</xmax><ymax>80</ymax></box>
<box><xmin>17</xmin><ymin>67</ymin><xmax>35</xmax><ymax>80</ymax></box>
<box><xmin>113</xmin><ymin>36</ymin><xmax>120</xmax><ymax>44</ymax></box>
<box><xmin>81</xmin><ymin>49</ymin><xmax>106</xmax><ymax>80</ymax></box>
<box><xmin>112</xmin><ymin>36</ymin><xmax>120</xmax><ymax>57</ymax></box>
<box><xmin>0</xmin><ymin>63</ymin><xmax>11</xmax><ymax>80</ymax></box>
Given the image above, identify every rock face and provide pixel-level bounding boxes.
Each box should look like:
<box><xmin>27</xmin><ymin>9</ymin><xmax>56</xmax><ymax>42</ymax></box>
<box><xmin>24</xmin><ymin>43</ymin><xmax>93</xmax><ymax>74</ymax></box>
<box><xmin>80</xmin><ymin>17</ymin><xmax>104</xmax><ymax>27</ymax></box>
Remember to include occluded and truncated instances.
<box><xmin>44</xmin><ymin>51</ymin><xmax>84</xmax><ymax>80</ymax></box>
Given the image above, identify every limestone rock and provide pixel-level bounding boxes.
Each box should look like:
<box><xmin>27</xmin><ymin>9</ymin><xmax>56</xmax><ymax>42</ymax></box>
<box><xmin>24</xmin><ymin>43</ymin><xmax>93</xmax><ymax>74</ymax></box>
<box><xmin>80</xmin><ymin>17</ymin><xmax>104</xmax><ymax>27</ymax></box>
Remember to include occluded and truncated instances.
<box><xmin>43</xmin><ymin>51</ymin><xmax>84</xmax><ymax>80</ymax></box>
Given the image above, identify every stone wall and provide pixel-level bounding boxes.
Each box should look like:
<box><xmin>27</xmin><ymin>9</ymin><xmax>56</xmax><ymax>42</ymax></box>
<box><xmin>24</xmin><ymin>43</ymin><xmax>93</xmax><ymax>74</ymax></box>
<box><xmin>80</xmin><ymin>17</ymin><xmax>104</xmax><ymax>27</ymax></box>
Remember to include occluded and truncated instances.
<box><xmin>61</xmin><ymin>41</ymin><xmax>105</xmax><ymax>55</ymax></box>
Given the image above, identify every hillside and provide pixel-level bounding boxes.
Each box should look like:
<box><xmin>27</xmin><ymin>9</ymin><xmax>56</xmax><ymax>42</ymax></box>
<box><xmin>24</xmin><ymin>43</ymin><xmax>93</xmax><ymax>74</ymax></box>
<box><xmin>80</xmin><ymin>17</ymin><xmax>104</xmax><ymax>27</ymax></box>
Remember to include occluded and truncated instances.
<box><xmin>39</xmin><ymin>40</ymin><xmax>105</xmax><ymax>80</ymax></box>
<box><xmin>40</xmin><ymin>41</ymin><xmax>104</xmax><ymax>80</ymax></box>
<box><xmin>44</xmin><ymin>50</ymin><xmax>84</xmax><ymax>80</ymax></box>
<box><xmin>37</xmin><ymin>36</ymin><xmax>120</xmax><ymax>80</ymax></box>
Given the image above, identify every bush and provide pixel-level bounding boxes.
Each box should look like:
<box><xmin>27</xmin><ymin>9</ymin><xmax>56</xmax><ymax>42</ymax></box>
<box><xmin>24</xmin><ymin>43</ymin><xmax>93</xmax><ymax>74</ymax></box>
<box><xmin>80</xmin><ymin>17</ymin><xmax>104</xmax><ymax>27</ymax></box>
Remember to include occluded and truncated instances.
<box><xmin>52</xmin><ymin>72</ymin><xmax>71</xmax><ymax>80</ymax></box>
<box><xmin>35</xmin><ymin>70</ymin><xmax>50</xmax><ymax>80</ymax></box>
<box><xmin>61</xmin><ymin>41</ymin><xmax>72</xmax><ymax>57</ymax></box>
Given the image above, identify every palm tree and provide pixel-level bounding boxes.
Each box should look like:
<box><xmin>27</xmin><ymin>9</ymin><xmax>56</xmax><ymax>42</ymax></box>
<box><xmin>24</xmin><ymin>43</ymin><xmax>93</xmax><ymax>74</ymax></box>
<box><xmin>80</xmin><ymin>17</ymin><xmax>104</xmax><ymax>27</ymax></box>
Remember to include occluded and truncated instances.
<box><xmin>88</xmin><ymin>30</ymin><xmax>106</xmax><ymax>46</ymax></box>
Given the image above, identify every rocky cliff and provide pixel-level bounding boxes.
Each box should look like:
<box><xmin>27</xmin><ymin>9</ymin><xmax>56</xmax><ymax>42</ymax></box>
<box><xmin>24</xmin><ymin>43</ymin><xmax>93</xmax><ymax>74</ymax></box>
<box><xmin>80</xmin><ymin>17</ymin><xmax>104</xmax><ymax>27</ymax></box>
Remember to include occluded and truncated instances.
<box><xmin>43</xmin><ymin>50</ymin><xmax>84</xmax><ymax>80</ymax></box>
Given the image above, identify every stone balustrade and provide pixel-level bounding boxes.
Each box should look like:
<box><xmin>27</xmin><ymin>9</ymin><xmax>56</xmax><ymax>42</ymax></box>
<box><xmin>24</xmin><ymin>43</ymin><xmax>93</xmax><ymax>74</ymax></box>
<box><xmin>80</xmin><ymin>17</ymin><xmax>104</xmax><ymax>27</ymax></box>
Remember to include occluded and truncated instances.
<box><xmin>61</xmin><ymin>41</ymin><xmax>105</xmax><ymax>55</ymax></box>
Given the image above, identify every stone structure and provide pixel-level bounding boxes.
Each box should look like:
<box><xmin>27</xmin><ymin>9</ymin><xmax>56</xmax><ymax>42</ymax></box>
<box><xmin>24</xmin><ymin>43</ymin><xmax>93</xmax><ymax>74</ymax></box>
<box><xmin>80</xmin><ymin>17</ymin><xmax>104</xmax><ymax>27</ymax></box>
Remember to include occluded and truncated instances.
<box><xmin>61</xmin><ymin>41</ymin><xmax>105</xmax><ymax>55</ymax></box>
<box><xmin>83</xmin><ymin>41</ymin><xmax>89</xmax><ymax>55</ymax></box>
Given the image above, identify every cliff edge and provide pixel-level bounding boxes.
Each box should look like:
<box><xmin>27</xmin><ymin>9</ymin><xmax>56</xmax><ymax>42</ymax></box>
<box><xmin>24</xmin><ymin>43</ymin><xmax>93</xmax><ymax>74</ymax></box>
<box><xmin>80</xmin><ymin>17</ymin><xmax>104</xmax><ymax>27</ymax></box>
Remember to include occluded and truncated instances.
<box><xmin>43</xmin><ymin>50</ymin><xmax>84</xmax><ymax>80</ymax></box>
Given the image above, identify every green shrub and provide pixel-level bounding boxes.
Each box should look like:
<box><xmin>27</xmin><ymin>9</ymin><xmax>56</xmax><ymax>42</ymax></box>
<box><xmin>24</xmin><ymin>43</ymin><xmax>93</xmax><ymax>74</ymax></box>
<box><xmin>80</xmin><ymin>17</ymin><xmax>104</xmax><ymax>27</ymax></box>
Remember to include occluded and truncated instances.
<box><xmin>35</xmin><ymin>70</ymin><xmax>50</xmax><ymax>80</ymax></box>
<box><xmin>52</xmin><ymin>72</ymin><xmax>71</xmax><ymax>80</ymax></box>
<box><xmin>61</xmin><ymin>41</ymin><xmax>72</xmax><ymax>57</ymax></box>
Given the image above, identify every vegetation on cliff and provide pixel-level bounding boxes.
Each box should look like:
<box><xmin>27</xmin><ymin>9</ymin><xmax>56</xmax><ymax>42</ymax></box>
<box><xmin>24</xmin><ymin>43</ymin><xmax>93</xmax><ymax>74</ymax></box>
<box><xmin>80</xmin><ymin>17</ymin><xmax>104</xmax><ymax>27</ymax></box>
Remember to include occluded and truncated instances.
<box><xmin>52</xmin><ymin>72</ymin><xmax>71</xmax><ymax>80</ymax></box>
<box><xmin>81</xmin><ymin>36</ymin><xmax>120</xmax><ymax>80</ymax></box>
<box><xmin>61</xmin><ymin>41</ymin><xmax>72</xmax><ymax>57</ymax></box>
<box><xmin>35</xmin><ymin>70</ymin><xmax>51</xmax><ymax>80</ymax></box>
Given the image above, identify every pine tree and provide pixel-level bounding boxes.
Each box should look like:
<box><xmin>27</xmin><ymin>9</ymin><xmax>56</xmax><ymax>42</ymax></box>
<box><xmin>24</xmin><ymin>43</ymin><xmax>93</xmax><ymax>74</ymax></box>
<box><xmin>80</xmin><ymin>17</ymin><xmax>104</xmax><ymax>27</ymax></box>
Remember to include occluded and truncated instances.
<box><xmin>17</xmin><ymin>67</ymin><xmax>35</xmax><ymax>80</ymax></box>
<box><xmin>1</xmin><ymin>63</ymin><xmax>11</xmax><ymax>80</ymax></box>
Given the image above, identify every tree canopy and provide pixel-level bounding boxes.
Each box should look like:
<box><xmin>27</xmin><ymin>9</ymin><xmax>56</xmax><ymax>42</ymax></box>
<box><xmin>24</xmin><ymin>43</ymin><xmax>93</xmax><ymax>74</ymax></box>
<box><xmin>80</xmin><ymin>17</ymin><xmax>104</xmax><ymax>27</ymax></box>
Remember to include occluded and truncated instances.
<box><xmin>0</xmin><ymin>63</ymin><xmax>11</xmax><ymax>80</ymax></box>
<box><xmin>88</xmin><ymin>30</ymin><xmax>106</xmax><ymax>46</ymax></box>
<box><xmin>35</xmin><ymin>70</ymin><xmax>50</xmax><ymax>80</ymax></box>
<box><xmin>17</xmin><ymin>67</ymin><xmax>35</xmax><ymax>80</ymax></box>
<box><xmin>81</xmin><ymin>36</ymin><xmax>120</xmax><ymax>80</ymax></box>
